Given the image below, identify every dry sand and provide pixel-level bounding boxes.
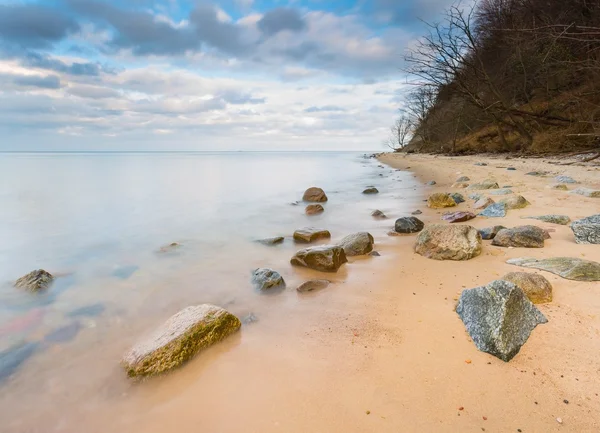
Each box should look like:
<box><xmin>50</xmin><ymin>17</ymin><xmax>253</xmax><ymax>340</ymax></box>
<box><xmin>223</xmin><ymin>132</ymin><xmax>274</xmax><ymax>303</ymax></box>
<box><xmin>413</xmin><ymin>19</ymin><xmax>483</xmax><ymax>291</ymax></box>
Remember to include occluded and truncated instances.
<box><xmin>10</xmin><ymin>153</ymin><xmax>600</xmax><ymax>432</ymax></box>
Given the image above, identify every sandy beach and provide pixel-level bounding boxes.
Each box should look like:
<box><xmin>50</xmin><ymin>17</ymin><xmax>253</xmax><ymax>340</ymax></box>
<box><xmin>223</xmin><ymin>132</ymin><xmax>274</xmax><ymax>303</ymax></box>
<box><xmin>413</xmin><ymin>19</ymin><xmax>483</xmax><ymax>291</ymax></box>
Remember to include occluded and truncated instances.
<box><xmin>3</xmin><ymin>153</ymin><xmax>600</xmax><ymax>433</ymax></box>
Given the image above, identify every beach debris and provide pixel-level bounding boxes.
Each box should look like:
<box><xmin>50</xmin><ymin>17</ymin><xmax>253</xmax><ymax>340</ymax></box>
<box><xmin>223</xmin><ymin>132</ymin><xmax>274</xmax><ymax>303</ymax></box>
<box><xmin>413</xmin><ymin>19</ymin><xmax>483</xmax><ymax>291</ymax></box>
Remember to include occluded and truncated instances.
<box><xmin>473</xmin><ymin>197</ymin><xmax>495</xmax><ymax>210</ymax></box>
<box><xmin>122</xmin><ymin>304</ymin><xmax>241</xmax><ymax>378</ymax></box>
<box><xmin>427</xmin><ymin>193</ymin><xmax>457</xmax><ymax>209</ymax></box>
<box><xmin>415</xmin><ymin>224</ymin><xmax>482</xmax><ymax>261</ymax></box>
<box><xmin>395</xmin><ymin>217</ymin><xmax>425</xmax><ymax>234</ymax></box>
<box><xmin>479</xmin><ymin>203</ymin><xmax>507</xmax><ymax>218</ymax></box>
<box><xmin>498</xmin><ymin>195</ymin><xmax>530</xmax><ymax>209</ymax></box>
<box><xmin>290</xmin><ymin>245</ymin><xmax>348</xmax><ymax>272</ymax></box>
<box><xmin>302</xmin><ymin>187</ymin><xmax>328</xmax><ymax>202</ymax></box>
<box><xmin>571</xmin><ymin>187</ymin><xmax>600</xmax><ymax>198</ymax></box>
<box><xmin>0</xmin><ymin>341</ymin><xmax>40</xmax><ymax>382</ymax></box>
<box><xmin>411</xmin><ymin>210</ymin><xmax>423</xmax><ymax>215</ymax></box>
<box><xmin>339</xmin><ymin>232</ymin><xmax>375</xmax><ymax>256</ymax></box>
<box><xmin>456</xmin><ymin>176</ymin><xmax>470</xmax><ymax>182</ymax></box>
<box><xmin>442</xmin><ymin>211</ymin><xmax>476</xmax><ymax>223</ymax></box>
<box><xmin>296</xmin><ymin>279</ymin><xmax>331</xmax><ymax>293</ymax></box>
<box><xmin>257</xmin><ymin>236</ymin><xmax>285</xmax><ymax>246</ymax></box>
<box><xmin>15</xmin><ymin>269</ymin><xmax>54</xmax><ymax>292</ymax></box>
<box><xmin>362</xmin><ymin>187</ymin><xmax>379</xmax><ymax>194</ymax></box>
<box><xmin>507</xmin><ymin>257</ymin><xmax>600</xmax><ymax>281</ymax></box>
<box><xmin>501</xmin><ymin>272</ymin><xmax>553</xmax><ymax>304</ymax></box>
<box><xmin>524</xmin><ymin>215</ymin><xmax>570</xmax><ymax>225</ymax></box>
<box><xmin>450</xmin><ymin>192</ymin><xmax>465</xmax><ymax>204</ymax></box>
<box><xmin>371</xmin><ymin>209</ymin><xmax>387</xmax><ymax>219</ymax></box>
<box><xmin>251</xmin><ymin>268</ymin><xmax>285</xmax><ymax>291</ymax></box>
<box><xmin>555</xmin><ymin>175</ymin><xmax>578</xmax><ymax>184</ymax></box>
<box><xmin>427</xmin><ymin>180</ymin><xmax>437</xmax><ymax>185</ymax></box>
<box><xmin>492</xmin><ymin>226</ymin><xmax>547</xmax><ymax>248</ymax></box>
<box><xmin>452</xmin><ymin>182</ymin><xmax>469</xmax><ymax>188</ymax></box>
<box><xmin>293</xmin><ymin>227</ymin><xmax>331</xmax><ymax>243</ymax></box>
<box><xmin>571</xmin><ymin>214</ymin><xmax>600</xmax><ymax>244</ymax></box>
<box><xmin>478</xmin><ymin>226</ymin><xmax>506</xmax><ymax>240</ymax></box>
<box><xmin>550</xmin><ymin>183</ymin><xmax>568</xmax><ymax>190</ymax></box>
<box><xmin>305</xmin><ymin>204</ymin><xmax>324</xmax><ymax>215</ymax></box>
<box><xmin>456</xmin><ymin>280</ymin><xmax>547</xmax><ymax>362</ymax></box>
<box><xmin>489</xmin><ymin>188</ymin><xmax>514</xmax><ymax>196</ymax></box>
<box><xmin>467</xmin><ymin>179</ymin><xmax>499</xmax><ymax>190</ymax></box>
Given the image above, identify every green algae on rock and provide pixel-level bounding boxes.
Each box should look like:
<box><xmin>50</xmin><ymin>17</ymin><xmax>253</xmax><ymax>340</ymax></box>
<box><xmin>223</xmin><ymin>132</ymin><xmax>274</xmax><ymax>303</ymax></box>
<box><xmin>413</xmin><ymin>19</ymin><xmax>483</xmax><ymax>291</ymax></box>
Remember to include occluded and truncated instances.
<box><xmin>122</xmin><ymin>305</ymin><xmax>241</xmax><ymax>378</ymax></box>
<box><xmin>499</xmin><ymin>195</ymin><xmax>530</xmax><ymax>209</ymax></box>
<box><xmin>523</xmin><ymin>215</ymin><xmax>571</xmax><ymax>225</ymax></box>
<box><xmin>15</xmin><ymin>269</ymin><xmax>54</xmax><ymax>292</ymax></box>
<box><xmin>507</xmin><ymin>257</ymin><xmax>600</xmax><ymax>281</ymax></box>
<box><xmin>427</xmin><ymin>193</ymin><xmax>457</xmax><ymax>209</ymax></box>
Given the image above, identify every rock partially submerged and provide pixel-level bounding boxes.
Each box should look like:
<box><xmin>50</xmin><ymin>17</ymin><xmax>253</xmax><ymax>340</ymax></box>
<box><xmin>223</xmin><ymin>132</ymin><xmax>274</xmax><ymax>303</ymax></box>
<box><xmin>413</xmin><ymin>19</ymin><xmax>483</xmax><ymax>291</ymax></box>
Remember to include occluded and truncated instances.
<box><xmin>395</xmin><ymin>217</ymin><xmax>425</xmax><ymax>234</ymax></box>
<box><xmin>441</xmin><ymin>211</ymin><xmax>476</xmax><ymax>223</ymax></box>
<box><xmin>251</xmin><ymin>268</ymin><xmax>285</xmax><ymax>291</ymax></box>
<box><xmin>570</xmin><ymin>214</ymin><xmax>600</xmax><ymax>244</ymax></box>
<box><xmin>501</xmin><ymin>272</ymin><xmax>553</xmax><ymax>304</ymax></box>
<box><xmin>479</xmin><ymin>202</ymin><xmax>507</xmax><ymax>218</ymax></box>
<box><xmin>492</xmin><ymin>225</ymin><xmax>547</xmax><ymax>248</ymax></box>
<box><xmin>257</xmin><ymin>236</ymin><xmax>285</xmax><ymax>246</ymax></box>
<box><xmin>427</xmin><ymin>193</ymin><xmax>457</xmax><ymax>209</ymax></box>
<box><xmin>305</xmin><ymin>204</ymin><xmax>324</xmax><ymax>215</ymax></box>
<box><xmin>507</xmin><ymin>257</ymin><xmax>600</xmax><ymax>281</ymax></box>
<box><xmin>159</xmin><ymin>242</ymin><xmax>182</xmax><ymax>253</ymax></box>
<box><xmin>363</xmin><ymin>187</ymin><xmax>379</xmax><ymax>194</ymax></box>
<box><xmin>293</xmin><ymin>227</ymin><xmax>331</xmax><ymax>243</ymax></box>
<box><xmin>290</xmin><ymin>245</ymin><xmax>348</xmax><ymax>272</ymax></box>
<box><xmin>478</xmin><ymin>225</ymin><xmax>506</xmax><ymax>240</ymax></box>
<box><xmin>371</xmin><ymin>209</ymin><xmax>387</xmax><ymax>219</ymax></box>
<box><xmin>414</xmin><ymin>224</ymin><xmax>482</xmax><ymax>261</ymax></box>
<box><xmin>296</xmin><ymin>279</ymin><xmax>330</xmax><ymax>293</ymax></box>
<box><xmin>339</xmin><ymin>232</ymin><xmax>374</xmax><ymax>256</ymax></box>
<box><xmin>467</xmin><ymin>179</ymin><xmax>499</xmax><ymax>190</ymax></box>
<box><xmin>571</xmin><ymin>187</ymin><xmax>600</xmax><ymax>198</ymax></box>
<box><xmin>456</xmin><ymin>280</ymin><xmax>547</xmax><ymax>362</ymax></box>
<box><xmin>122</xmin><ymin>305</ymin><xmax>241</xmax><ymax>378</ymax></box>
<box><xmin>524</xmin><ymin>215</ymin><xmax>571</xmax><ymax>225</ymax></box>
<box><xmin>15</xmin><ymin>269</ymin><xmax>54</xmax><ymax>292</ymax></box>
<box><xmin>499</xmin><ymin>195</ymin><xmax>530</xmax><ymax>209</ymax></box>
<box><xmin>303</xmin><ymin>187</ymin><xmax>328</xmax><ymax>202</ymax></box>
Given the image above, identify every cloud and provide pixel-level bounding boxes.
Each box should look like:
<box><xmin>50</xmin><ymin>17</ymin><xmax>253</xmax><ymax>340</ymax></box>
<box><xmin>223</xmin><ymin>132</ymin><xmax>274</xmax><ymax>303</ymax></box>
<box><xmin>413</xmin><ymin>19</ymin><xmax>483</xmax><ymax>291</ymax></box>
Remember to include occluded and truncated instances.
<box><xmin>7</xmin><ymin>73</ymin><xmax>62</xmax><ymax>89</ymax></box>
<box><xmin>67</xmin><ymin>84</ymin><xmax>120</xmax><ymax>99</ymax></box>
<box><xmin>304</xmin><ymin>105</ymin><xmax>346</xmax><ymax>113</ymax></box>
<box><xmin>257</xmin><ymin>8</ymin><xmax>307</xmax><ymax>36</ymax></box>
<box><xmin>21</xmin><ymin>52</ymin><xmax>111</xmax><ymax>76</ymax></box>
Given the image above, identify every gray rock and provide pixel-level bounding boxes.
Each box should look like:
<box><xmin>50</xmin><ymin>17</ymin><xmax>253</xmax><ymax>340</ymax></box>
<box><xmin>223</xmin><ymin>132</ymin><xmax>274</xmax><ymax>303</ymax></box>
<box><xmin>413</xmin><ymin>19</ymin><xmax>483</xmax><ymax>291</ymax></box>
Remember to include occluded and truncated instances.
<box><xmin>550</xmin><ymin>183</ymin><xmax>568</xmax><ymax>190</ymax></box>
<box><xmin>571</xmin><ymin>187</ymin><xmax>600</xmax><ymax>198</ymax></box>
<box><xmin>339</xmin><ymin>232</ymin><xmax>375</xmax><ymax>256</ymax></box>
<box><xmin>570</xmin><ymin>214</ymin><xmax>600</xmax><ymax>244</ymax></box>
<box><xmin>296</xmin><ymin>279</ymin><xmax>331</xmax><ymax>293</ymax></box>
<box><xmin>257</xmin><ymin>236</ymin><xmax>285</xmax><ymax>246</ymax></box>
<box><xmin>467</xmin><ymin>179</ymin><xmax>499</xmax><ymax>190</ymax></box>
<box><xmin>371</xmin><ymin>209</ymin><xmax>387</xmax><ymax>219</ymax></box>
<box><xmin>450</xmin><ymin>192</ymin><xmax>465</xmax><ymax>204</ymax></box>
<box><xmin>411</xmin><ymin>210</ymin><xmax>423</xmax><ymax>215</ymax></box>
<box><xmin>303</xmin><ymin>187</ymin><xmax>328</xmax><ymax>202</ymax></box>
<box><xmin>469</xmin><ymin>193</ymin><xmax>484</xmax><ymax>201</ymax></box>
<box><xmin>363</xmin><ymin>187</ymin><xmax>379</xmax><ymax>194</ymax></box>
<box><xmin>489</xmin><ymin>188</ymin><xmax>514</xmax><ymax>196</ymax></box>
<box><xmin>524</xmin><ymin>215</ymin><xmax>571</xmax><ymax>225</ymax></box>
<box><xmin>293</xmin><ymin>227</ymin><xmax>331</xmax><ymax>243</ymax></box>
<box><xmin>242</xmin><ymin>313</ymin><xmax>259</xmax><ymax>324</ymax></box>
<box><xmin>252</xmin><ymin>268</ymin><xmax>285</xmax><ymax>291</ymax></box>
<box><xmin>499</xmin><ymin>195</ymin><xmax>530</xmax><ymax>209</ymax></box>
<box><xmin>507</xmin><ymin>167</ymin><xmax>516</xmax><ymax>171</ymax></box>
<box><xmin>478</xmin><ymin>225</ymin><xmax>506</xmax><ymax>240</ymax></box>
<box><xmin>395</xmin><ymin>217</ymin><xmax>425</xmax><ymax>234</ymax></box>
<box><xmin>492</xmin><ymin>225</ymin><xmax>547</xmax><ymax>248</ymax></box>
<box><xmin>456</xmin><ymin>280</ymin><xmax>547</xmax><ymax>362</ymax></box>
<box><xmin>369</xmin><ymin>251</ymin><xmax>381</xmax><ymax>257</ymax></box>
<box><xmin>507</xmin><ymin>257</ymin><xmax>600</xmax><ymax>281</ymax></box>
<box><xmin>456</xmin><ymin>176</ymin><xmax>470</xmax><ymax>182</ymax></box>
<box><xmin>414</xmin><ymin>224</ymin><xmax>482</xmax><ymax>261</ymax></box>
<box><xmin>555</xmin><ymin>175</ymin><xmax>578</xmax><ymax>184</ymax></box>
<box><xmin>15</xmin><ymin>269</ymin><xmax>54</xmax><ymax>292</ymax></box>
<box><xmin>526</xmin><ymin>171</ymin><xmax>549</xmax><ymax>176</ymax></box>
<box><xmin>479</xmin><ymin>203</ymin><xmax>507</xmax><ymax>218</ymax></box>
<box><xmin>474</xmin><ymin>162</ymin><xmax>488</xmax><ymax>166</ymax></box>
<box><xmin>427</xmin><ymin>180</ymin><xmax>437</xmax><ymax>185</ymax></box>
<box><xmin>290</xmin><ymin>245</ymin><xmax>348</xmax><ymax>272</ymax></box>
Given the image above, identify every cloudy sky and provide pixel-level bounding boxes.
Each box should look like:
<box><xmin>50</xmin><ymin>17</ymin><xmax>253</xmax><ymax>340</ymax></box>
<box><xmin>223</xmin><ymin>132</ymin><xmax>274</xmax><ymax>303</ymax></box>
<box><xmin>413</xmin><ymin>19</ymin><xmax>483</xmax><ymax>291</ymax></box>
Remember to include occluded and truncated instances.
<box><xmin>0</xmin><ymin>0</ymin><xmax>452</xmax><ymax>151</ymax></box>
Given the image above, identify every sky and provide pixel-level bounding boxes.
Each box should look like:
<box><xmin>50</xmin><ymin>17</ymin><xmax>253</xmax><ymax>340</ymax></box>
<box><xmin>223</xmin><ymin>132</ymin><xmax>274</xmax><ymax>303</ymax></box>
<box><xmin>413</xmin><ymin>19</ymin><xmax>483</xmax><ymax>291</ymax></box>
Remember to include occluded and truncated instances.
<box><xmin>0</xmin><ymin>0</ymin><xmax>454</xmax><ymax>151</ymax></box>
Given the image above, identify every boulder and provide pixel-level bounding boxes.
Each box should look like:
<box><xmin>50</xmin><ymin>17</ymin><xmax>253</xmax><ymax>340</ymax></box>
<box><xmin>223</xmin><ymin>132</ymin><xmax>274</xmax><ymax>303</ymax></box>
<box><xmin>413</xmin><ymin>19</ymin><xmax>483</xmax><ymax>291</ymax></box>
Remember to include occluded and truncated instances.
<box><xmin>441</xmin><ymin>211</ymin><xmax>476</xmax><ymax>223</ymax></box>
<box><xmin>427</xmin><ymin>180</ymin><xmax>437</xmax><ymax>185</ymax></box>
<box><xmin>555</xmin><ymin>175</ymin><xmax>577</xmax><ymax>184</ymax></box>
<box><xmin>478</xmin><ymin>225</ymin><xmax>506</xmax><ymax>240</ymax></box>
<box><xmin>570</xmin><ymin>214</ymin><xmax>600</xmax><ymax>244</ymax></box>
<box><xmin>303</xmin><ymin>187</ymin><xmax>328</xmax><ymax>202</ymax></box>
<box><xmin>501</xmin><ymin>272</ymin><xmax>553</xmax><ymax>304</ymax></box>
<box><xmin>550</xmin><ymin>184</ymin><xmax>568</xmax><ymax>190</ymax></box>
<box><xmin>452</xmin><ymin>182</ymin><xmax>469</xmax><ymax>188</ymax></box>
<box><xmin>395</xmin><ymin>217</ymin><xmax>425</xmax><ymax>234</ymax></box>
<box><xmin>491</xmin><ymin>225</ymin><xmax>546</xmax><ymax>248</ymax></box>
<box><xmin>296</xmin><ymin>279</ymin><xmax>330</xmax><ymax>293</ymax></box>
<box><xmin>456</xmin><ymin>176</ymin><xmax>470</xmax><ymax>182</ymax></box>
<box><xmin>251</xmin><ymin>268</ymin><xmax>285</xmax><ymax>291</ymax></box>
<box><xmin>15</xmin><ymin>269</ymin><xmax>54</xmax><ymax>291</ymax></box>
<box><xmin>507</xmin><ymin>257</ymin><xmax>600</xmax><ymax>281</ymax></box>
<box><xmin>489</xmin><ymin>188</ymin><xmax>514</xmax><ymax>196</ymax></box>
<box><xmin>450</xmin><ymin>192</ymin><xmax>465</xmax><ymax>204</ymax></box>
<box><xmin>371</xmin><ymin>209</ymin><xmax>387</xmax><ymax>219</ymax></box>
<box><xmin>524</xmin><ymin>215</ymin><xmax>570</xmax><ymax>225</ymax></box>
<box><xmin>414</xmin><ymin>224</ymin><xmax>482</xmax><ymax>261</ymax></box>
<box><xmin>467</xmin><ymin>179</ymin><xmax>500</xmax><ymax>190</ymax></box>
<box><xmin>122</xmin><ymin>305</ymin><xmax>241</xmax><ymax>377</ymax></box>
<box><xmin>427</xmin><ymin>193</ymin><xmax>457</xmax><ymax>209</ymax></box>
<box><xmin>305</xmin><ymin>204</ymin><xmax>324</xmax><ymax>215</ymax></box>
<box><xmin>290</xmin><ymin>245</ymin><xmax>348</xmax><ymax>272</ymax></box>
<box><xmin>571</xmin><ymin>187</ymin><xmax>600</xmax><ymax>198</ymax></box>
<box><xmin>293</xmin><ymin>227</ymin><xmax>331</xmax><ymax>243</ymax></box>
<box><xmin>473</xmin><ymin>197</ymin><xmax>494</xmax><ymax>210</ymax></box>
<box><xmin>339</xmin><ymin>232</ymin><xmax>374</xmax><ymax>256</ymax></box>
<box><xmin>479</xmin><ymin>202</ymin><xmax>507</xmax><ymax>218</ymax></box>
<box><xmin>456</xmin><ymin>280</ymin><xmax>547</xmax><ymax>362</ymax></box>
<box><xmin>363</xmin><ymin>187</ymin><xmax>379</xmax><ymax>194</ymax></box>
<box><xmin>257</xmin><ymin>236</ymin><xmax>285</xmax><ymax>246</ymax></box>
<box><xmin>499</xmin><ymin>195</ymin><xmax>530</xmax><ymax>209</ymax></box>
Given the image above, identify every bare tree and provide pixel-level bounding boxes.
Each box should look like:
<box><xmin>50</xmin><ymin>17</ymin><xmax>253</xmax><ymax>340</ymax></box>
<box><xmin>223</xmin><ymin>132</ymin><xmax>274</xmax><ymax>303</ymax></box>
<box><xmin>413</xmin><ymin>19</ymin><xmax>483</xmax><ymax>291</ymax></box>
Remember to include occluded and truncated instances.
<box><xmin>386</xmin><ymin>113</ymin><xmax>413</xmax><ymax>151</ymax></box>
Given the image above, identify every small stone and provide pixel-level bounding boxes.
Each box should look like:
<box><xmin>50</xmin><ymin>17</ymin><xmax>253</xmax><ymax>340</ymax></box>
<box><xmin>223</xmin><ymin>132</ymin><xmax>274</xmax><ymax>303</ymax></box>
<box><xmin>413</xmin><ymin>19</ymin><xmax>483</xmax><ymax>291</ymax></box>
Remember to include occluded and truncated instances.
<box><xmin>467</xmin><ymin>179</ymin><xmax>499</xmax><ymax>190</ymax></box>
<box><xmin>479</xmin><ymin>203</ymin><xmax>507</xmax><ymax>218</ymax></box>
<box><xmin>556</xmin><ymin>417</ymin><xmax>562</xmax><ymax>424</ymax></box>
<box><xmin>251</xmin><ymin>268</ymin><xmax>285</xmax><ymax>291</ymax></box>
<box><xmin>507</xmin><ymin>167</ymin><xmax>516</xmax><ymax>171</ymax></box>
<box><xmin>499</xmin><ymin>195</ymin><xmax>530</xmax><ymax>209</ymax></box>
<box><xmin>489</xmin><ymin>188</ymin><xmax>514</xmax><ymax>196</ymax></box>
<box><xmin>473</xmin><ymin>197</ymin><xmax>495</xmax><ymax>210</ymax></box>
<box><xmin>427</xmin><ymin>180</ymin><xmax>437</xmax><ymax>185</ymax></box>
<box><xmin>456</xmin><ymin>176</ymin><xmax>470</xmax><ymax>182</ymax></box>
<box><xmin>363</xmin><ymin>187</ymin><xmax>379</xmax><ymax>194</ymax></box>
<box><xmin>550</xmin><ymin>183</ymin><xmax>568</xmax><ymax>190</ymax></box>
<box><xmin>395</xmin><ymin>217</ymin><xmax>425</xmax><ymax>233</ymax></box>
<box><xmin>526</xmin><ymin>171</ymin><xmax>549</xmax><ymax>176</ymax></box>
<box><xmin>427</xmin><ymin>193</ymin><xmax>457</xmax><ymax>209</ymax></box>
<box><xmin>571</xmin><ymin>214</ymin><xmax>600</xmax><ymax>244</ymax></box>
<box><xmin>159</xmin><ymin>242</ymin><xmax>182</xmax><ymax>253</ymax></box>
<box><xmin>450</xmin><ymin>193</ymin><xmax>465</xmax><ymax>204</ymax></box>
<box><xmin>14</xmin><ymin>269</ymin><xmax>54</xmax><ymax>292</ymax></box>
<box><xmin>303</xmin><ymin>187</ymin><xmax>328</xmax><ymax>202</ymax></box>
<box><xmin>305</xmin><ymin>204</ymin><xmax>325</xmax><ymax>215</ymax></box>
<box><xmin>441</xmin><ymin>211</ymin><xmax>476</xmax><ymax>223</ymax></box>
<box><xmin>452</xmin><ymin>182</ymin><xmax>469</xmax><ymax>188</ymax></box>
<box><xmin>474</xmin><ymin>162</ymin><xmax>488</xmax><ymax>166</ymax></box>
<box><xmin>293</xmin><ymin>227</ymin><xmax>331</xmax><ymax>243</ymax></box>
<box><xmin>412</xmin><ymin>210</ymin><xmax>423</xmax><ymax>215</ymax></box>
<box><xmin>369</xmin><ymin>251</ymin><xmax>381</xmax><ymax>257</ymax></box>
<box><xmin>242</xmin><ymin>313</ymin><xmax>259</xmax><ymax>324</ymax></box>
<box><xmin>469</xmin><ymin>193</ymin><xmax>484</xmax><ymax>201</ymax></box>
<box><xmin>524</xmin><ymin>215</ymin><xmax>570</xmax><ymax>225</ymax></box>
<box><xmin>296</xmin><ymin>279</ymin><xmax>330</xmax><ymax>293</ymax></box>
<box><xmin>555</xmin><ymin>175</ymin><xmax>577</xmax><ymax>184</ymax></box>
<box><xmin>257</xmin><ymin>236</ymin><xmax>285</xmax><ymax>246</ymax></box>
<box><xmin>478</xmin><ymin>226</ymin><xmax>506</xmax><ymax>240</ymax></box>
<box><xmin>371</xmin><ymin>209</ymin><xmax>387</xmax><ymax>219</ymax></box>
<box><xmin>571</xmin><ymin>187</ymin><xmax>600</xmax><ymax>198</ymax></box>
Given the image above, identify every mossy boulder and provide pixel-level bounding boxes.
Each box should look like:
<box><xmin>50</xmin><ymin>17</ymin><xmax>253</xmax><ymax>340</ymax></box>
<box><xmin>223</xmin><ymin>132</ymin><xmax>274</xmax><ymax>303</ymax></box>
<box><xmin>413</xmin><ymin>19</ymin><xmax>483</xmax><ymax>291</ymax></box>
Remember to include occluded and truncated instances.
<box><xmin>524</xmin><ymin>215</ymin><xmax>570</xmax><ymax>225</ymax></box>
<box><xmin>414</xmin><ymin>224</ymin><xmax>482</xmax><ymax>261</ymax></box>
<box><xmin>395</xmin><ymin>216</ymin><xmax>425</xmax><ymax>233</ymax></box>
<box><xmin>501</xmin><ymin>272</ymin><xmax>553</xmax><ymax>304</ymax></box>
<box><xmin>492</xmin><ymin>225</ymin><xmax>546</xmax><ymax>248</ymax></box>
<box><xmin>571</xmin><ymin>214</ymin><xmax>600</xmax><ymax>244</ymax></box>
<box><xmin>302</xmin><ymin>187</ymin><xmax>328</xmax><ymax>202</ymax></box>
<box><xmin>499</xmin><ymin>195</ymin><xmax>530</xmax><ymax>209</ymax></box>
<box><xmin>467</xmin><ymin>179</ymin><xmax>500</xmax><ymax>190</ymax></box>
<box><xmin>338</xmin><ymin>232</ymin><xmax>374</xmax><ymax>256</ymax></box>
<box><xmin>507</xmin><ymin>257</ymin><xmax>600</xmax><ymax>281</ymax></box>
<box><xmin>293</xmin><ymin>227</ymin><xmax>331</xmax><ymax>243</ymax></box>
<box><xmin>122</xmin><ymin>305</ymin><xmax>241</xmax><ymax>378</ymax></box>
<box><xmin>291</xmin><ymin>245</ymin><xmax>347</xmax><ymax>272</ymax></box>
<box><xmin>15</xmin><ymin>269</ymin><xmax>54</xmax><ymax>292</ymax></box>
<box><xmin>571</xmin><ymin>187</ymin><xmax>600</xmax><ymax>198</ymax></box>
<box><xmin>427</xmin><ymin>193</ymin><xmax>457</xmax><ymax>209</ymax></box>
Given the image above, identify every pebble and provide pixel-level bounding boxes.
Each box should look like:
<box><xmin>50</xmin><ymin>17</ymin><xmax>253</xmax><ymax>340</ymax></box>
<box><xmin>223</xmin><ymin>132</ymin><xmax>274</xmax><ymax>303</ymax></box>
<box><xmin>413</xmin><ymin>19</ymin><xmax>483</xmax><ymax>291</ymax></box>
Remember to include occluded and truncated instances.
<box><xmin>556</xmin><ymin>417</ymin><xmax>563</xmax><ymax>424</ymax></box>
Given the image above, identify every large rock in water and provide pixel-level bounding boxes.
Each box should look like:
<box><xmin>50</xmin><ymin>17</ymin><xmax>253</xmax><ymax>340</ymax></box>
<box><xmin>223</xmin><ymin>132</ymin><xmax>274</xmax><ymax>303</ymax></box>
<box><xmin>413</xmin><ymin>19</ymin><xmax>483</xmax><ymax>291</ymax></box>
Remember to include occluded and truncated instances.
<box><xmin>570</xmin><ymin>214</ymin><xmax>600</xmax><ymax>244</ymax></box>
<box><xmin>492</xmin><ymin>225</ymin><xmax>546</xmax><ymax>248</ymax></box>
<box><xmin>293</xmin><ymin>227</ymin><xmax>331</xmax><ymax>243</ymax></box>
<box><xmin>414</xmin><ymin>224</ymin><xmax>482</xmax><ymax>261</ymax></box>
<box><xmin>122</xmin><ymin>305</ymin><xmax>241</xmax><ymax>378</ymax></box>
<box><xmin>571</xmin><ymin>187</ymin><xmax>600</xmax><ymax>198</ymax></box>
<box><xmin>395</xmin><ymin>217</ymin><xmax>424</xmax><ymax>233</ymax></box>
<box><xmin>296</xmin><ymin>279</ymin><xmax>330</xmax><ymax>293</ymax></box>
<box><xmin>507</xmin><ymin>257</ymin><xmax>600</xmax><ymax>281</ymax></box>
<box><xmin>251</xmin><ymin>268</ymin><xmax>285</xmax><ymax>291</ymax></box>
<box><xmin>339</xmin><ymin>232</ymin><xmax>374</xmax><ymax>256</ymax></box>
<box><xmin>499</xmin><ymin>195</ymin><xmax>530</xmax><ymax>209</ymax></box>
<box><xmin>290</xmin><ymin>245</ymin><xmax>347</xmax><ymax>272</ymax></box>
<box><xmin>15</xmin><ymin>269</ymin><xmax>54</xmax><ymax>291</ymax></box>
<box><xmin>456</xmin><ymin>280</ymin><xmax>547</xmax><ymax>362</ymax></box>
<box><xmin>302</xmin><ymin>187</ymin><xmax>328</xmax><ymax>202</ymax></box>
<box><xmin>427</xmin><ymin>193</ymin><xmax>457</xmax><ymax>209</ymax></box>
<box><xmin>305</xmin><ymin>204</ymin><xmax>324</xmax><ymax>215</ymax></box>
<box><xmin>501</xmin><ymin>272</ymin><xmax>553</xmax><ymax>304</ymax></box>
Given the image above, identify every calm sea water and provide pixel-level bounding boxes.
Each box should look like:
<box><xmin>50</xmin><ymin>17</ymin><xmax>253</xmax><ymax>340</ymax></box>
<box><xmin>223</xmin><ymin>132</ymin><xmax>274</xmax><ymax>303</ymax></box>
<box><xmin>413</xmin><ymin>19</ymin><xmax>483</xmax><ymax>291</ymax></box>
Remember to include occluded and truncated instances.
<box><xmin>0</xmin><ymin>151</ymin><xmax>421</xmax><ymax>430</ymax></box>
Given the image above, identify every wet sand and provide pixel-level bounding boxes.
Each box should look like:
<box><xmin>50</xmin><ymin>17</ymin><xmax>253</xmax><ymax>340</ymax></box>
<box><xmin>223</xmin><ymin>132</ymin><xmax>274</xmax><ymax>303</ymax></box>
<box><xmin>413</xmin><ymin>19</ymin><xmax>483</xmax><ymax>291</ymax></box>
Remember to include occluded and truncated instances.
<box><xmin>3</xmin><ymin>153</ymin><xmax>600</xmax><ymax>432</ymax></box>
